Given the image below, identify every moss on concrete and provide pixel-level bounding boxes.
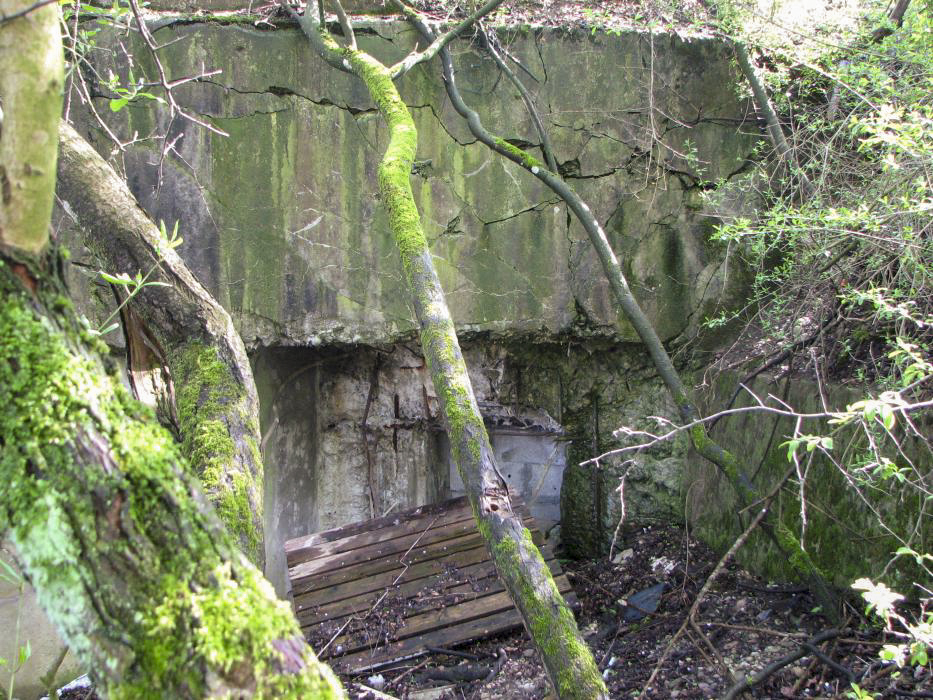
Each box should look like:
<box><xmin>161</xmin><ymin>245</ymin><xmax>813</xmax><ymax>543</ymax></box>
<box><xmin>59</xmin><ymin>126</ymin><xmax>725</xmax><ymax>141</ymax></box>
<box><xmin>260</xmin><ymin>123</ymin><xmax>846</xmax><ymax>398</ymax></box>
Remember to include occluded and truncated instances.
<box><xmin>209</xmin><ymin>110</ymin><xmax>293</xmax><ymax>320</ymax></box>
<box><xmin>688</xmin><ymin>373</ymin><xmax>931</xmax><ymax>592</ymax></box>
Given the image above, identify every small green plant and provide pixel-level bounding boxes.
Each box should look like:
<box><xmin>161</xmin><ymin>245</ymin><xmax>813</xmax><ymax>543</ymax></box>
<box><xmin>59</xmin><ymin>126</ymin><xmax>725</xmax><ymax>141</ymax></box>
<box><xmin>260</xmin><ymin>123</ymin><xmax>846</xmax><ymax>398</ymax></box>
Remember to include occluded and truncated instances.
<box><xmin>103</xmin><ymin>68</ymin><xmax>166</xmax><ymax>113</ymax></box>
<box><xmin>92</xmin><ymin>220</ymin><xmax>182</xmax><ymax>336</ymax></box>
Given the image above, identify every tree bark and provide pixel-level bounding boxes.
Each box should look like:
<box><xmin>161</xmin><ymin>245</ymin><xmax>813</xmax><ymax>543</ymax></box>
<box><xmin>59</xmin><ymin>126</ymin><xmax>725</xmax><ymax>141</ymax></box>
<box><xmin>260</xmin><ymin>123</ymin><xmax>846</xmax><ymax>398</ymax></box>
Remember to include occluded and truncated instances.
<box><xmin>0</xmin><ymin>0</ymin><xmax>63</xmax><ymax>255</ymax></box>
<box><xmin>1</xmin><ymin>6</ymin><xmax>343</xmax><ymax>696</ymax></box>
<box><xmin>0</xmin><ymin>260</ymin><xmax>343</xmax><ymax>698</ymax></box>
<box><xmin>289</xmin><ymin>4</ymin><xmax>607</xmax><ymax>697</ymax></box>
<box><xmin>56</xmin><ymin>123</ymin><xmax>265</xmax><ymax>566</ymax></box>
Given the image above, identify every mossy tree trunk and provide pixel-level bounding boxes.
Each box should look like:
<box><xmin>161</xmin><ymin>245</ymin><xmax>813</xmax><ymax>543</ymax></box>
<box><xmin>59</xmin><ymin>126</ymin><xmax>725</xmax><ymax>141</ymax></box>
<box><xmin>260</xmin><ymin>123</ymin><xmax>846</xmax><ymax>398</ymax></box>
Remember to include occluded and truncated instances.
<box><xmin>0</xmin><ymin>5</ymin><xmax>343</xmax><ymax>696</ymax></box>
<box><xmin>56</xmin><ymin>123</ymin><xmax>265</xmax><ymax>566</ymax></box>
<box><xmin>0</xmin><ymin>0</ymin><xmax>62</xmax><ymax>255</ymax></box>
<box><xmin>0</xmin><ymin>263</ymin><xmax>343</xmax><ymax>698</ymax></box>
<box><xmin>288</xmin><ymin>3</ymin><xmax>606</xmax><ymax>697</ymax></box>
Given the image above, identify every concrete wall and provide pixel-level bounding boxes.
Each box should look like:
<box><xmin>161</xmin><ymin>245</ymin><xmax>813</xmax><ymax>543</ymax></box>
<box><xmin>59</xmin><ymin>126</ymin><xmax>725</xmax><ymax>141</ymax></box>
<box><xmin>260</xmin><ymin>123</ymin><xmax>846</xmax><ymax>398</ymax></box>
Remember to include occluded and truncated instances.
<box><xmin>70</xmin><ymin>18</ymin><xmax>759</xmax><ymax>349</ymax></box>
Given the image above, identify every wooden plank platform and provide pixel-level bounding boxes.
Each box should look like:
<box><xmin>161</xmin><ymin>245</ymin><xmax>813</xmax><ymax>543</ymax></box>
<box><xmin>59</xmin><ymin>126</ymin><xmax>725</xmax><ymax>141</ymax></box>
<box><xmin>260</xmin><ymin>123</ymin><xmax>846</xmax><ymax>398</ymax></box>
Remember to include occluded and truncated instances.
<box><xmin>286</xmin><ymin>496</ymin><xmax>576</xmax><ymax>674</ymax></box>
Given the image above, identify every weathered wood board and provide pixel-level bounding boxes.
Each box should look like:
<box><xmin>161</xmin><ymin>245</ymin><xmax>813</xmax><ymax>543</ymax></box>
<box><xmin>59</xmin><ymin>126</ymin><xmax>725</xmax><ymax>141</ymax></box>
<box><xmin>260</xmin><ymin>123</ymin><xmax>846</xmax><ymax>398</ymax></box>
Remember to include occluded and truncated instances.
<box><xmin>285</xmin><ymin>496</ymin><xmax>576</xmax><ymax>673</ymax></box>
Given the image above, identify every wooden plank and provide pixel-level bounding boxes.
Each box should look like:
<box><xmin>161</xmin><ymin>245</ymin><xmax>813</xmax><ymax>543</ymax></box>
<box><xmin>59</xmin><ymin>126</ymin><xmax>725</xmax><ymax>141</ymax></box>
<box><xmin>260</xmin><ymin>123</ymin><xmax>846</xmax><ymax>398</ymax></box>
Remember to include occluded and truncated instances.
<box><xmin>286</xmin><ymin>498</ymin><xmax>472</xmax><ymax>554</ymax></box>
<box><xmin>332</xmin><ymin>590</ymin><xmax>579</xmax><ymax>673</ymax></box>
<box><xmin>293</xmin><ymin>542</ymin><xmax>493</xmax><ymax>610</ymax></box>
<box><xmin>286</xmin><ymin>501</ymin><xmax>474</xmax><ymax>567</ymax></box>
<box><xmin>285</xmin><ymin>495</ymin><xmax>529</xmax><ymax>565</ymax></box>
<box><xmin>319</xmin><ymin>575</ymin><xmax>575</xmax><ymax>660</ymax></box>
<box><xmin>286</xmin><ymin>496</ymin><xmax>576</xmax><ymax>676</ymax></box>
<box><xmin>291</xmin><ymin>521</ymin><xmax>541</xmax><ymax>597</ymax></box>
<box><xmin>289</xmin><ymin>515</ymin><xmax>482</xmax><ymax>580</ymax></box>
<box><xmin>287</xmin><ymin>510</ymin><xmax>478</xmax><ymax>569</ymax></box>
<box><xmin>297</xmin><ymin>554</ymin><xmax>565</xmax><ymax>628</ymax></box>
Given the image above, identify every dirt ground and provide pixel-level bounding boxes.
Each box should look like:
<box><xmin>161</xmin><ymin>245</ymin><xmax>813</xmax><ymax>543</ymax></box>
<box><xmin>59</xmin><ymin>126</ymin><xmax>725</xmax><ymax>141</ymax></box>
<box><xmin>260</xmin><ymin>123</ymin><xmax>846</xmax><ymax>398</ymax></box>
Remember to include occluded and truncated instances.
<box><xmin>340</xmin><ymin>523</ymin><xmax>931</xmax><ymax>700</ymax></box>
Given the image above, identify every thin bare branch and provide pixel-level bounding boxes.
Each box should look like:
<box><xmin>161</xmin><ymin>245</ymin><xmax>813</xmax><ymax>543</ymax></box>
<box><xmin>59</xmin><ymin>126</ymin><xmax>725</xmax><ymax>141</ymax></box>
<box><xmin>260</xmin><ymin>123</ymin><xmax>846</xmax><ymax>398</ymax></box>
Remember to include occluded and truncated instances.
<box><xmin>642</xmin><ymin>464</ymin><xmax>796</xmax><ymax>694</ymax></box>
<box><xmin>331</xmin><ymin>0</ymin><xmax>356</xmax><ymax>50</ymax></box>
<box><xmin>388</xmin><ymin>0</ymin><xmax>506</xmax><ymax>79</ymax></box>
<box><xmin>582</xmin><ymin>394</ymin><xmax>933</xmax><ymax>467</ymax></box>
<box><xmin>734</xmin><ymin>41</ymin><xmax>816</xmax><ymax>199</ymax></box>
<box><xmin>127</xmin><ymin>0</ymin><xmax>228</xmax><ymax>137</ymax></box>
<box><xmin>478</xmin><ymin>21</ymin><xmax>558</xmax><ymax>173</ymax></box>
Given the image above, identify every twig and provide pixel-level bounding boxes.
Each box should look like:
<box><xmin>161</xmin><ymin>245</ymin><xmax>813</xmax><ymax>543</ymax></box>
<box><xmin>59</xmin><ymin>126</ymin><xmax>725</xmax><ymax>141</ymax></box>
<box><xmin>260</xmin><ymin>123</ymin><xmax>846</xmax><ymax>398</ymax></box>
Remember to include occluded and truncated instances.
<box><xmin>126</xmin><ymin>0</ymin><xmax>228</xmax><ymax>138</ymax></box>
<box><xmin>689</xmin><ymin>617</ymin><xmax>737</xmax><ymax>685</ymax></box>
<box><xmin>386</xmin><ymin>658</ymin><xmax>430</xmax><ymax>689</ymax></box>
<box><xmin>582</xmin><ymin>393</ymin><xmax>933</xmax><ymax>467</ymax></box>
<box><xmin>318</xmin><ymin>515</ymin><xmax>439</xmax><ymax>655</ymax></box>
<box><xmin>801</xmin><ymin>641</ymin><xmax>854</xmax><ymax>682</ymax></box>
<box><xmin>710</xmin><ymin>314</ymin><xmax>842</xmax><ymax>428</ymax></box>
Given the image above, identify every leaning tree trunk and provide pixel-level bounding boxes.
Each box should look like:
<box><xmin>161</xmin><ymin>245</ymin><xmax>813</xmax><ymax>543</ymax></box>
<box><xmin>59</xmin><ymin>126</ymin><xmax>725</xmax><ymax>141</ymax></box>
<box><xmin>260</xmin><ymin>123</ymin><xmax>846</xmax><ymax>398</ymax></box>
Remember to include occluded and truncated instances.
<box><xmin>0</xmin><ymin>260</ymin><xmax>343</xmax><ymax>698</ymax></box>
<box><xmin>290</xmin><ymin>6</ymin><xmax>606</xmax><ymax>698</ymax></box>
<box><xmin>0</xmin><ymin>4</ymin><xmax>342</xmax><ymax>696</ymax></box>
<box><xmin>56</xmin><ymin>124</ymin><xmax>265</xmax><ymax>566</ymax></box>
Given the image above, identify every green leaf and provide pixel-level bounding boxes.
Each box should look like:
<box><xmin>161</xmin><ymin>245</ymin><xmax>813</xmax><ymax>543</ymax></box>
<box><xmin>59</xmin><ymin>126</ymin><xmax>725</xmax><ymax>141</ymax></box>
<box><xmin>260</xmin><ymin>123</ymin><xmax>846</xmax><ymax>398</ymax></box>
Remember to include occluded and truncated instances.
<box><xmin>880</xmin><ymin>405</ymin><xmax>895</xmax><ymax>430</ymax></box>
<box><xmin>109</xmin><ymin>97</ymin><xmax>129</xmax><ymax>112</ymax></box>
<box><xmin>99</xmin><ymin>271</ymin><xmax>133</xmax><ymax>285</ymax></box>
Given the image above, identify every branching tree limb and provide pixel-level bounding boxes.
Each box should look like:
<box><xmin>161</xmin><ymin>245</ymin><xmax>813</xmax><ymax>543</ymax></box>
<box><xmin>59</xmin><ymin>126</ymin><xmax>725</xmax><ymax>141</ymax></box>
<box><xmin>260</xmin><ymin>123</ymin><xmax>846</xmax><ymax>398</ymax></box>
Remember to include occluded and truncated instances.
<box><xmin>56</xmin><ymin>123</ymin><xmax>266</xmax><ymax>566</ymax></box>
<box><xmin>387</xmin><ymin>0</ymin><xmax>505</xmax><ymax>79</ymax></box>
<box><xmin>285</xmin><ymin>2</ymin><xmax>606</xmax><ymax>696</ymax></box>
<box><xmin>408</xmin><ymin>14</ymin><xmax>756</xmax><ymax>501</ymax></box>
<box><xmin>477</xmin><ymin>21</ymin><xmax>558</xmax><ymax>173</ymax></box>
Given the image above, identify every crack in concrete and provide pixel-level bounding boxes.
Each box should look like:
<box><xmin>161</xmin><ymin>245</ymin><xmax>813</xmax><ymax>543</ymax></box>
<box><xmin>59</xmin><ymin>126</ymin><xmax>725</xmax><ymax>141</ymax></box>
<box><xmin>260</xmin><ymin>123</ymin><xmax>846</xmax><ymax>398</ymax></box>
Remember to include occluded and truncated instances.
<box><xmin>409</xmin><ymin>103</ymin><xmax>477</xmax><ymax>148</ymax></box>
<box><xmin>480</xmin><ymin>198</ymin><xmax>560</xmax><ymax>227</ymax></box>
<box><xmin>201</xmin><ymin>79</ymin><xmax>378</xmax><ymax>116</ymax></box>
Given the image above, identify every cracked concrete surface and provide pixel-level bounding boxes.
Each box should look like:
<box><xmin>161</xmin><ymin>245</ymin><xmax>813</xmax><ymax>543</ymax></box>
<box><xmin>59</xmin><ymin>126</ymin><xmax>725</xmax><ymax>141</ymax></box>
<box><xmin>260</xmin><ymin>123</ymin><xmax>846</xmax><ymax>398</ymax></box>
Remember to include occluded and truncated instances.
<box><xmin>72</xmin><ymin>18</ymin><xmax>762</xmax><ymax>348</ymax></box>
